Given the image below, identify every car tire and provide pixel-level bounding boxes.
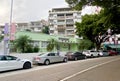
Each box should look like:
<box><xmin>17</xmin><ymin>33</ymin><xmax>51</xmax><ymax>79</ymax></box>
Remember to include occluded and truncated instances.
<box><xmin>44</xmin><ymin>60</ymin><xmax>50</xmax><ymax>65</ymax></box>
<box><xmin>91</xmin><ymin>54</ymin><xmax>94</xmax><ymax>58</ymax></box>
<box><xmin>98</xmin><ymin>54</ymin><xmax>100</xmax><ymax>57</ymax></box>
<box><xmin>23</xmin><ymin>62</ymin><xmax>31</xmax><ymax>69</ymax></box>
<box><xmin>63</xmin><ymin>58</ymin><xmax>67</xmax><ymax>62</ymax></box>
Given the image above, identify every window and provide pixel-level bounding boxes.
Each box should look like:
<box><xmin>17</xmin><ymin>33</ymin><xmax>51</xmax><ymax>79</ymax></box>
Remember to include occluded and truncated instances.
<box><xmin>48</xmin><ymin>53</ymin><xmax>55</xmax><ymax>56</ymax></box>
<box><xmin>41</xmin><ymin>41</ymin><xmax>49</xmax><ymax>48</ymax></box>
<box><xmin>6</xmin><ymin>56</ymin><xmax>17</xmax><ymax>60</ymax></box>
<box><xmin>0</xmin><ymin>56</ymin><xmax>6</xmax><ymax>61</ymax></box>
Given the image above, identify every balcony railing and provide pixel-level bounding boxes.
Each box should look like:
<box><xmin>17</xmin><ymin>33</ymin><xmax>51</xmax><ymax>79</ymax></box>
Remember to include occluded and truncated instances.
<box><xmin>57</xmin><ymin>27</ymin><xmax>66</xmax><ymax>30</ymax></box>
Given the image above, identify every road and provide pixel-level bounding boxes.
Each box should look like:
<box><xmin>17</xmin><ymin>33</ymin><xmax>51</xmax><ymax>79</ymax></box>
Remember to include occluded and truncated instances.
<box><xmin>0</xmin><ymin>56</ymin><xmax>120</xmax><ymax>81</ymax></box>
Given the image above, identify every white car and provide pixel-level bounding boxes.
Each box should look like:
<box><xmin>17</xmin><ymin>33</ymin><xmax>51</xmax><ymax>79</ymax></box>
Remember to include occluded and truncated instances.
<box><xmin>0</xmin><ymin>55</ymin><xmax>32</xmax><ymax>72</ymax></box>
<box><xmin>83</xmin><ymin>50</ymin><xmax>100</xmax><ymax>57</ymax></box>
<box><xmin>32</xmin><ymin>52</ymin><xmax>68</xmax><ymax>65</ymax></box>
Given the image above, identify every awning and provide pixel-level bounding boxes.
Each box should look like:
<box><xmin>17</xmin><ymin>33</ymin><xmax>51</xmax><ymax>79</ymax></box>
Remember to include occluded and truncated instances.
<box><xmin>106</xmin><ymin>44</ymin><xmax>120</xmax><ymax>49</ymax></box>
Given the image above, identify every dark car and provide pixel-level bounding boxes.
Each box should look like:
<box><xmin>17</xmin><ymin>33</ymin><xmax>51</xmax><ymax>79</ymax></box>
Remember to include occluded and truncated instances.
<box><xmin>65</xmin><ymin>52</ymin><xmax>86</xmax><ymax>60</ymax></box>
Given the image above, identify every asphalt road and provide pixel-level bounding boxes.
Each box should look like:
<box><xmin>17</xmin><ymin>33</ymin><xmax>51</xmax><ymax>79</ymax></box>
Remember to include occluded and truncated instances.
<box><xmin>0</xmin><ymin>56</ymin><xmax>120</xmax><ymax>81</ymax></box>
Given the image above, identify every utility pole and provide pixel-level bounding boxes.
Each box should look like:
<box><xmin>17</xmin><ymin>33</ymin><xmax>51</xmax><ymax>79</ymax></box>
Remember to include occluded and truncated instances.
<box><xmin>4</xmin><ymin>0</ymin><xmax>13</xmax><ymax>54</ymax></box>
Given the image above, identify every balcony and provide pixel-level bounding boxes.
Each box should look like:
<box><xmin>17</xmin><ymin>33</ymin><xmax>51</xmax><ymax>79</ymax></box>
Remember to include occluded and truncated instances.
<box><xmin>66</xmin><ymin>16</ymin><xmax>73</xmax><ymax>19</ymax></box>
<box><xmin>66</xmin><ymin>27</ymin><xmax>74</xmax><ymax>30</ymax></box>
<box><xmin>57</xmin><ymin>22</ymin><xmax>66</xmax><ymax>25</ymax></box>
<box><xmin>57</xmin><ymin>27</ymin><xmax>66</xmax><ymax>30</ymax></box>
<box><xmin>66</xmin><ymin>22</ymin><xmax>74</xmax><ymax>24</ymax></box>
<box><xmin>57</xmin><ymin>15</ymin><xmax>65</xmax><ymax>19</ymax></box>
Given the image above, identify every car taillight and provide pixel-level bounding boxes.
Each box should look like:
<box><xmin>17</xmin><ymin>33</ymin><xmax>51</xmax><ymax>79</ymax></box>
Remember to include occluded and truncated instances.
<box><xmin>34</xmin><ymin>57</ymin><xmax>40</xmax><ymax>61</ymax></box>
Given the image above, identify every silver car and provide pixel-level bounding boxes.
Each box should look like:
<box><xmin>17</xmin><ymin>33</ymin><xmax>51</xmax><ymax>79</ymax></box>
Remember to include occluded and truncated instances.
<box><xmin>98</xmin><ymin>50</ymin><xmax>109</xmax><ymax>56</ymax></box>
<box><xmin>32</xmin><ymin>52</ymin><xmax>68</xmax><ymax>65</ymax></box>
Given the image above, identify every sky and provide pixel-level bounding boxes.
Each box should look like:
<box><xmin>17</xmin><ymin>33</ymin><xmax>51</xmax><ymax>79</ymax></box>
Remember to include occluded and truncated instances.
<box><xmin>0</xmin><ymin>0</ymin><xmax>68</xmax><ymax>24</ymax></box>
<box><xmin>0</xmin><ymin>0</ymin><xmax>99</xmax><ymax>25</ymax></box>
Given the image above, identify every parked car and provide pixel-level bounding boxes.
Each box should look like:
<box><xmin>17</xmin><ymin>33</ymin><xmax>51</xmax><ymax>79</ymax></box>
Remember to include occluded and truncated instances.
<box><xmin>82</xmin><ymin>50</ymin><xmax>91</xmax><ymax>58</ymax></box>
<box><xmin>108</xmin><ymin>50</ymin><xmax>118</xmax><ymax>56</ymax></box>
<box><xmin>98</xmin><ymin>50</ymin><xmax>109</xmax><ymax>56</ymax></box>
<box><xmin>83</xmin><ymin>50</ymin><xmax>100</xmax><ymax>57</ymax></box>
<box><xmin>0</xmin><ymin>55</ymin><xmax>32</xmax><ymax>72</ymax></box>
<box><xmin>65</xmin><ymin>52</ymin><xmax>86</xmax><ymax>60</ymax></box>
<box><xmin>32</xmin><ymin>52</ymin><xmax>68</xmax><ymax>65</ymax></box>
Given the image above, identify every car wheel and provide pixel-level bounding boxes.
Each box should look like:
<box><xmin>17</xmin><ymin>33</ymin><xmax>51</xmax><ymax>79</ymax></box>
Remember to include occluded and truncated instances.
<box><xmin>63</xmin><ymin>58</ymin><xmax>67</xmax><ymax>62</ymax></box>
<box><xmin>74</xmin><ymin>57</ymin><xmax>78</xmax><ymax>61</ymax></box>
<box><xmin>44</xmin><ymin>60</ymin><xmax>50</xmax><ymax>65</ymax></box>
<box><xmin>23</xmin><ymin>62</ymin><xmax>31</xmax><ymax>69</ymax></box>
<box><xmin>91</xmin><ymin>54</ymin><xmax>94</xmax><ymax>58</ymax></box>
<box><xmin>98</xmin><ymin>54</ymin><xmax>100</xmax><ymax>57</ymax></box>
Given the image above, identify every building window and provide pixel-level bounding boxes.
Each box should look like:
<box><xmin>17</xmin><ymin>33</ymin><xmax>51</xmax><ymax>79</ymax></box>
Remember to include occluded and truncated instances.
<box><xmin>41</xmin><ymin>41</ymin><xmax>49</xmax><ymax>48</ymax></box>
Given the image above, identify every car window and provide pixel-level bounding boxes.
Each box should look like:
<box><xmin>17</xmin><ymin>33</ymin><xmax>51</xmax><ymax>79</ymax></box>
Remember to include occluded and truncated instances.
<box><xmin>5</xmin><ymin>56</ymin><xmax>17</xmax><ymax>60</ymax></box>
<box><xmin>48</xmin><ymin>53</ymin><xmax>55</xmax><ymax>56</ymax></box>
<box><xmin>90</xmin><ymin>51</ymin><xmax>95</xmax><ymax>52</ymax></box>
<box><xmin>103</xmin><ymin>50</ymin><xmax>107</xmax><ymax>52</ymax></box>
<box><xmin>0</xmin><ymin>56</ymin><xmax>6</xmax><ymax>61</ymax></box>
<box><xmin>74</xmin><ymin>52</ymin><xmax>81</xmax><ymax>55</ymax></box>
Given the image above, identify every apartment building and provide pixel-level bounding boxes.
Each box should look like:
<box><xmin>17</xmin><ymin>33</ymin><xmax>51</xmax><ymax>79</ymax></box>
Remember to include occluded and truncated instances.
<box><xmin>29</xmin><ymin>20</ymin><xmax>48</xmax><ymax>32</ymax></box>
<box><xmin>16</xmin><ymin>23</ymin><xmax>29</xmax><ymax>31</ymax></box>
<box><xmin>15</xmin><ymin>20</ymin><xmax>48</xmax><ymax>32</ymax></box>
<box><xmin>48</xmin><ymin>7</ymin><xmax>81</xmax><ymax>37</ymax></box>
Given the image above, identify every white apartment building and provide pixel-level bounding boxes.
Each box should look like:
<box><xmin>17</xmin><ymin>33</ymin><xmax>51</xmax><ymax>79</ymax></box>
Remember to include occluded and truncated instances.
<box><xmin>15</xmin><ymin>20</ymin><xmax>48</xmax><ymax>32</ymax></box>
<box><xmin>48</xmin><ymin>7</ymin><xmax>81</xmax><ymax>37</ymax></box>
<box><xmin>29</xmin><ymin>20</ymin><xmax>48</xmax><ymax>32</ymax></box>
<box><xmin>16</xmin><ymin>23</ymin><xmax>29</xmax><ymax>31</ymax></box>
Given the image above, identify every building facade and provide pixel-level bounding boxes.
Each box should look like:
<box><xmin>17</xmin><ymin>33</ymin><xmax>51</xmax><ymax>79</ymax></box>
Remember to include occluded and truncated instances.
<box><xmin>48</xmin><ymin>7</ymin><xmax>81</xmax><ymax>37</ymax></box>
<box><xmin>29</xmin><ymin>20</ymin><xmax>49</xmax><ymax>32</ymax></box>
<box><xmin>16</xmin><ymin>23</ymin><xmax>29</xmax><ymax>31</ymax></box>
<box><xmin>14</xmin><ymin>31</ymin><xmax>80</xmax><ymax>53</ymax></box>
<box><xmin>16</xmin><ymin>20</ymin><xmax>48</xmax><ymax>32</ymax></box>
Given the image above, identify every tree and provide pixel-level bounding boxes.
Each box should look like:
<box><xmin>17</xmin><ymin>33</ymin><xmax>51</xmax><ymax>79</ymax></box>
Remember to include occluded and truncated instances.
<box><xmin>47</xmin><ymin>39</ymin><xmax>59</xmax><ymax>52</ymax></box>
<box><xmin>65</xmin><ymin>0</ymin><xmax>120</xmax><ymax>34</ymax></box>
<box><xmin>76</xmin><ymin>12</ymin><xmax>111</xmax><ymax>50</ymax></box>
<box><xmin>65</xmin><ymin>0</ymin><xmax>120</xmax><ymax>50</ymax></box>
<box><xmin>42</xmin><ymin>26</ymin><xmax>50</xmax><ymax>34</ymax></box>
<box><xmin>14</xmin><ymin>35</ymin><xmax>32</xmax><ymax>53</ymax></box>
<box><xmin>77</xmin><ymin>39</ymin><xmax>94</xmax><ymax>51</ymax></box>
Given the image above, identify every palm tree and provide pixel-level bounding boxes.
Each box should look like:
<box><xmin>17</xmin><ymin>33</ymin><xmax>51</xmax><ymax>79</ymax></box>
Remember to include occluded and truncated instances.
<box><xmin>14</xmin><ymin>35</ymin><xmax>32</xmax><ymax>53</ymax></box>
<box><xmin>47</xmin><ymin>39</ymin><xmax>59</xmax><ymax>52</ymax></box>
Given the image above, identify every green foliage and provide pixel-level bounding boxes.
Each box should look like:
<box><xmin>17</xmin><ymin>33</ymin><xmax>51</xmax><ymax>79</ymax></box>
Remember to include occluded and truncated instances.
<box><xmin>0</xmin><ymin>35</ymin><xmax>3</xmax><ymax>42</ymax></box>
<box><xmin>75</xmin><ymin>12</ymin><xmax>110</xmax><ymax>50</ymax></box>
<box><xmin>78</xmin><ymin>39</ymin><xmax>94</xmax><ymax>50</ymax></box>
<box><xmin>24</xmin><ymin>44</ymin><xmax>33</xmax><ymax>53</ymax></box>
<box><xmin>66</xmin><ymin>0</ymin><xmax>120</xmax><ymax>50</ymax></box>
<box><xmin>14</xmin><ymin>35</ymin><xmax>32</xmax><ymax>53</ymax></box>
<box><xmin>65</xmin><ymin>0</ymin><xmax>120</xmax><ymax>34</ymax></box>
<box><xmin>76</xmin><ymin>12</ymin><xmax>107</xmax><ymax>41</ymax></box>
<box><xmin>33</xmin><ymin>46</ymin><xmax>40</xmax><ymax>52</ymax></box>
<box><xmin>14</xmin><ymin>35</ymin><xmax>40</xmax><ymax>53</ymax></box>
<box><xmin>47</xmin><ymin>39</ymin><xmax>58</xmax><ymax>51</ymax></box>
<box><xmin>42</xmin><ymin>26</ymin><xmax>49</xmax><ymax>34</ymax></box>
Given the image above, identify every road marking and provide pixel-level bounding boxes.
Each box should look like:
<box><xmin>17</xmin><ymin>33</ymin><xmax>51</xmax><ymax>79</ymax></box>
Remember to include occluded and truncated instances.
<box><xmin>60</xmin><ymin>58</ymin><xmax>120</xmax><ymax>81</ymax></box>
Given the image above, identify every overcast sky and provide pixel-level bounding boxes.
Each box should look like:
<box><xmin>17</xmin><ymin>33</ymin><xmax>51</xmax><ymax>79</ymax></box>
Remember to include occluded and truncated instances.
<box><xmin>0</xmin><ymin>0</ymin><xmax>99</xmax><ymax>25</ymax></box>
<box><xmin>0</xmin><ymin>0</ymin><xmax>68</xmax><ymax>24</ymax></box>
